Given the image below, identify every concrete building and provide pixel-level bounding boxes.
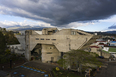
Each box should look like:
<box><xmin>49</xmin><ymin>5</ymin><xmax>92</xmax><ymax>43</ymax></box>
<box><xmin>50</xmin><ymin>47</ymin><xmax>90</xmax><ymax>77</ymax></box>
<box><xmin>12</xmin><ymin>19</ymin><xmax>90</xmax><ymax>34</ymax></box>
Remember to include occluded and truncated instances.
<box><xmin>16</xmin><ymin>28</ymin><xmax>93</xmax><ymax>63</ymax></box>
<box><xmin>15</xmin><ymin>31</ymin><xmax>26</xmax><ymax>50</ymax></box>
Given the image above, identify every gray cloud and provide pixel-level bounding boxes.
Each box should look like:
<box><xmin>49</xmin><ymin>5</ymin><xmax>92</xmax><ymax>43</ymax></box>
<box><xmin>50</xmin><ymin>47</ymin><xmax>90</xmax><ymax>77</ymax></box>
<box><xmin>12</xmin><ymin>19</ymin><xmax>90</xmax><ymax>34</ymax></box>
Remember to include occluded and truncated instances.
<box><xmin>0</xmin><ymin>0</ymin><xmax>116</xmax><ymax>27</ymax></box>
<box><xmin>29</xmin><ymin>0</ymin><xmax>39</xmax><ymax>3</ymax></box>
<box><xmin>108</xmin><ymin>24</ymin><xmax>116</xmax><ymax>29</ymax></box>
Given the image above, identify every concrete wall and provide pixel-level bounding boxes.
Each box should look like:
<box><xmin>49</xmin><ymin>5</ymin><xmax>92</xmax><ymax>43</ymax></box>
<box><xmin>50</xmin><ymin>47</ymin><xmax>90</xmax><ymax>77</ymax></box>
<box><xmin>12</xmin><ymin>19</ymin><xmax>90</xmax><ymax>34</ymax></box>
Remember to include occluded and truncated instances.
<box><xmin>29</xmin><ymin>34</ymin><xmax>92</xmax><ymax>52</ymax></box>
<box><xmin>102</xmin><ymin>51</ymin><xmax>110</xmax><ymax>58</ymax></box>
<box><xmin>16</xmin><ymin>35</ymin><xmax>25</xmax><ymax>50</ymax></box>
<box><xmin>25</xmin><ymin>28</ymin><xmax>93</xmax><ymax>62</ymax></box>
<box><xmin>90</xmin><ymin>48</ymin><xmax>99</xmax><ymax>53</ymax></box>
<box><xmin>41</xmin><ymin>44</ymin><xmax>61</xmax><ymax>63</ymax></box>
<box><xmin>25</xmin><ymin>30</ymin><xmax>31</xmax><ymax>61</ymax></box>
<box><xmin>90</xmin><ymin>48</ymin><xmax>110</xmax><ymax>58</ymax></box>
<box><xmin>90</xmin><ymin>48</ymin><xmax>101</xmax><ymax>56</ymax></box>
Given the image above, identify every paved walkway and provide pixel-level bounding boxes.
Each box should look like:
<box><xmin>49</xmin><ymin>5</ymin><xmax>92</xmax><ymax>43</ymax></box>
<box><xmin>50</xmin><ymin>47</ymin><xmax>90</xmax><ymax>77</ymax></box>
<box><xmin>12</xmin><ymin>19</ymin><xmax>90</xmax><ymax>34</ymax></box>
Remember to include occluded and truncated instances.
<box><xmin>95</xmin><ymin>61</ymin><xmax>116</xmax><ymax>77</ymax></box>
<box><xmin>0</xmin><ymin>70</ymin><xmax>8</xmax><ymax>77</ymax></box>
<box><xmin>10</xmin><ymin>61</ymin><xmax>59</xmax><ymax>77</ymax></box>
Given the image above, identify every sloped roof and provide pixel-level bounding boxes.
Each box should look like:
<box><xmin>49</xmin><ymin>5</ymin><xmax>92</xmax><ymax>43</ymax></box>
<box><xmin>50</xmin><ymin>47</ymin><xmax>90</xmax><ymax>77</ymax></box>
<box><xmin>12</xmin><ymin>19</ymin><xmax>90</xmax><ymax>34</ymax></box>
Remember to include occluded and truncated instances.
<box><xmin>90</xmin><ymin>46</ymin><xmax>100</xmax><ymax>48</ymax></box>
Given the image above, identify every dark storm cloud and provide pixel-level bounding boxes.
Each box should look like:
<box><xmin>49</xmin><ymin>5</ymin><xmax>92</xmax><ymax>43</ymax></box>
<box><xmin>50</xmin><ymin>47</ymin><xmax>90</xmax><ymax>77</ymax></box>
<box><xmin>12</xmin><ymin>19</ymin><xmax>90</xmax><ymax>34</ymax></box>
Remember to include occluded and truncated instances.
<box><xmin>108</xmin><ymin>25</ymin><xmax>116</xmax><ymax>29</ymax></box>
<box><xmin>0</xmin><ymin>0</ymin><xmax>116</xmax><ymax>26</ymax></box>
<box><xmin>29</xmin><ymin>0</ymin><xmax>39</xmax><ymax>2</ymax></box>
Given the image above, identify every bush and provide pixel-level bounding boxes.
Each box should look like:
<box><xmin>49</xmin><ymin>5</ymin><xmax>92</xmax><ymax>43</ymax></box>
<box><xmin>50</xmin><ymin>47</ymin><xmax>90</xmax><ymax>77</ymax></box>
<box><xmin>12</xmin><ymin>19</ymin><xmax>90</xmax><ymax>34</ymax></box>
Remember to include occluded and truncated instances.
<box><xmin>52</xmin><ymin>68</ymin><xmax>83</xmax><ymax>77</ymax></box>
<box><xmin>0</xmin><ymin>57</ymin><xmax>7</xmax><ymax>63</ymax></box>
<box><xmin>5</xmin><ymin>49</ymin><xmax>11</xmax><ymax>55</ymax></box>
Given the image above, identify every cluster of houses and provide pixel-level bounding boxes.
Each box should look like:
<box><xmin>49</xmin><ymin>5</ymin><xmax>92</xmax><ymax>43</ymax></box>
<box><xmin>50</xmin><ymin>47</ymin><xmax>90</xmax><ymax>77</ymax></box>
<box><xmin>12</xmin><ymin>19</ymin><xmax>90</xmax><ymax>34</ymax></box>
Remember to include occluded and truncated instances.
<box><xmin>90</xmin><ymin>36</ymin><xmax>116</xmax><ymax>58</ymax></box>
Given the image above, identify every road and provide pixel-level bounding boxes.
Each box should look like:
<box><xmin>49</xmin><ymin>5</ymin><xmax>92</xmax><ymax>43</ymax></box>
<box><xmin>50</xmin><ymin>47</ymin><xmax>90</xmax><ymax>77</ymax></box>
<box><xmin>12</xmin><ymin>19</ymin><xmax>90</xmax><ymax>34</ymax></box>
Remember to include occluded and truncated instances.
<box><xmin>95</xmin><ymin>61</ymin><xmax>116</xmax><ymax>77</ymax></box>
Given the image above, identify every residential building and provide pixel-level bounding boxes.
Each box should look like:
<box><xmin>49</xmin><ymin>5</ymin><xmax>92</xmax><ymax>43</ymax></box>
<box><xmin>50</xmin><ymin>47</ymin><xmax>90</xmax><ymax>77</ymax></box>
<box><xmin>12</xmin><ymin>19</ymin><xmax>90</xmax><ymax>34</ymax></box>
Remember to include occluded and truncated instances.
<box><xmin>8</xmin><ymin>44</ymin><xmax>25</xmax><ymax>54</ymax></box>
<box><xmin>110</xmin><ymin>41</ymin><xmax>116</xmax><ymax>46</ymax></box>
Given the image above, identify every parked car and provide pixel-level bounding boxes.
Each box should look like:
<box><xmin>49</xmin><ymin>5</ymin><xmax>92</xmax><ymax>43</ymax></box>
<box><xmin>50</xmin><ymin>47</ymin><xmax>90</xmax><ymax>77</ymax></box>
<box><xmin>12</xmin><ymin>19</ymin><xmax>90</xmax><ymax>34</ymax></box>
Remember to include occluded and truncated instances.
<box><xmin>98</xmin><ymin>56</ymin><xmax>104</xmax><ymax>59</ymax></box>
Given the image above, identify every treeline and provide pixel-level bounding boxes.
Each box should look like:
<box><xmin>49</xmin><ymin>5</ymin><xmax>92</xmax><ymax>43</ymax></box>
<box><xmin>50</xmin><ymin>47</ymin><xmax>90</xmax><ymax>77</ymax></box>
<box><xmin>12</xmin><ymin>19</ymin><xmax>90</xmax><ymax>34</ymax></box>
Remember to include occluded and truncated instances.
<box><xmin>0</xmin><ymin>29</ymin><xmax>19</xmax><ymax>52</ymax></box>
<box><xmin>0</xmin><ymin>31</ymin><xmax>6</xmax><ymax>54</ymax></box>
<box><xmin>0</xmin><ymin>29</ymin><xmax>20</xmax><ymax>63</ymax></box>
<box><xmin>4</xmin><ymin>31</ymin><xmax>19</xmax><ymax>45</ymax></box>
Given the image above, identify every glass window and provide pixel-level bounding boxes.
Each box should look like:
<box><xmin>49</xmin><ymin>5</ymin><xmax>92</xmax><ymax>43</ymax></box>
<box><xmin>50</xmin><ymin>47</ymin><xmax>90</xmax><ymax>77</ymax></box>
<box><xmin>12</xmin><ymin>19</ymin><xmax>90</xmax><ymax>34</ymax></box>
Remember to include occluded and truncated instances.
<box><xmin>46</xmin><ymin>39</ymin><xmax>50</xmax><ymax>40</ymax></box>
<box><xmin>71</xmin><ymin>31</ymin><xmax>76</xmax><ymax>35</ymax></box>
<box><xmin>36</xmin><ymin>38</ymin><xmax>39</xmax><ymax>40</ymax></box>
<box><xmin>46</xmin><ymin>52</ymin><xmax>52</xmax><ymax>54</ymax></box>
<box><xmin>52</xmin><ymin>39</ymin><xmax>56</xmax><ymax>41</ymax></box>
<box><xmin>41</xmin><ymin>38</ymin><xmax>44</xmax><ymax>40</ymax></box>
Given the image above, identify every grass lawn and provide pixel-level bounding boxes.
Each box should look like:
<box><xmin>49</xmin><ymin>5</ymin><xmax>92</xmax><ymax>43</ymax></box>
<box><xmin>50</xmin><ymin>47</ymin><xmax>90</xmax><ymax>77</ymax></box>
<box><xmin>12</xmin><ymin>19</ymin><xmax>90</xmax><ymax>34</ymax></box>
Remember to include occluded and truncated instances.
<box><xmin>109</xmin><ymin>48</ymin><xmax>116</xmax><ymax>52</ymax></box>
<box><xmin>102</xmin><ymin>48</ymin><xmax>116</xmax><ymax>53</ymax></box>
<box><xmin>102</xmin><ymin>50</ymin><xmax>109</xmax><ymax>53</ymax></box>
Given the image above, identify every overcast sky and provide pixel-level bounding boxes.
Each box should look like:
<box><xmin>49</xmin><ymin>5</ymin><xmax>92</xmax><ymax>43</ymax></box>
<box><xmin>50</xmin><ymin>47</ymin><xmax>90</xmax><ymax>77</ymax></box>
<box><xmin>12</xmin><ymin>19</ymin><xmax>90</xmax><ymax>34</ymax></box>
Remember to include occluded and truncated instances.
<box><xmin>0</xmin><ymin>0</ymin><xmax>116</xmax><ymax>31</ymax></box>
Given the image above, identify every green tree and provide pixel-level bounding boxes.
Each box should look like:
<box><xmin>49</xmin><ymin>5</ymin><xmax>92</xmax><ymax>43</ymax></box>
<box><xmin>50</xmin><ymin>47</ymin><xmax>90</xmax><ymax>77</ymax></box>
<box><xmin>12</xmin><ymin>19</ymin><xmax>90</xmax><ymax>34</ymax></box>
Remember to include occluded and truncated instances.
<box><xmin>5</xmin><ymin>49</ymin><xmax>11</xmax><ymax>55</ymax></box>
<box><xmin>4</xmin><ymin>31</ymin><xmax>19</xmax><ymax>45</ymax></box>
<box><xmin>0</xmin><ymin>31</ymin><xmax>6</xmax><ymax>54</ymax></box>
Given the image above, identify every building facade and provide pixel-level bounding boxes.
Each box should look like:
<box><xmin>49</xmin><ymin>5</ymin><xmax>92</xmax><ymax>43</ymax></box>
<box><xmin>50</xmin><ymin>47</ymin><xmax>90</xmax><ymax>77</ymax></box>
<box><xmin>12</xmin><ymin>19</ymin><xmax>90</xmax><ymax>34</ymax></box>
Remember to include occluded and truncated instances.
<box><xmin>17</xmin><ymin>28</ymin><xmax>93</xmax><ymax>63</ymax></box>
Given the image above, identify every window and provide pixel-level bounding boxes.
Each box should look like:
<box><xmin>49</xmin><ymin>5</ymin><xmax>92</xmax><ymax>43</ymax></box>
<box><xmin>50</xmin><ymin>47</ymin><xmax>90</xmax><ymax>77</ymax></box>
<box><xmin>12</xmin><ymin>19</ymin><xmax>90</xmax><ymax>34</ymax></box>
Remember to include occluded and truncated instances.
<box><xmin>71</xmin><ymin>31</ymin><xmax>76</xmax><ymax>35</ymax></box>
<box><xmin>36</xmin><ymin>38</ymin><xmax>39</xmax><ymax>40</ymax></box>
<box><xmin>46</xmin><ymin>52</ymin><xmax>52</xmax><ymax>54</ymax></box>
<box><xmin>53</xmin><ymin>30</ymin><xmax>57</xmax><ymax>33</ymax></box>
<box><xmin>41</xmin><ymin>38</ymin><xmax>44</xmax><ymax>40</ymax></box>
<box><xmin>47</xmin><ymin>47</ymin><xmax>54</xmax><ymax>49</ymax></box>
<box><xmin>46</xmin><ymin>39</ymin><xmax>50</xmax><ymax>40</ymax></box>
<box><xmin>77</xmin><ymin>32</ymin><xmax>85</xmax><ymax>35</ymax></box>
<box><xmin>52</xmin><ymin>39</ymin><xmax>56</xmax><ymax>41</ymax></box>
<box><xmin>51</xmin><ymin>47</ymin><xmax>54</xmax><ymax>49</ymax></box>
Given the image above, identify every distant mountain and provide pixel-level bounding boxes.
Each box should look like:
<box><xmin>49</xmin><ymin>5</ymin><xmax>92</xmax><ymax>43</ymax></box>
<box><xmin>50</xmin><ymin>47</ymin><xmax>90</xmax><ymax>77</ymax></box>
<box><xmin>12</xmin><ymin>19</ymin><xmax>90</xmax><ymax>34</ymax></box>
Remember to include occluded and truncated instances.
<box><xmin>5</xmin><ymin>25</ymin><xmax>21</xmax><ymax>28</ymax></box>
<box><xmin>106</xmin><ymin>31</ymin><xmax>116</xmax><ymax>34</ymax></box>
<box><xmin>6</xmin><ymin>25</ymin><xmax>116</xmax><ymax>34</ymax></box>
<box><xmin>87</xmin><ymin>31</ymin><xmax>116</xmax><ymax>36</ymax></box>
<box><xmin>6</xmin><ymin>25</ymin><xmax>50</xmax><ymax>31</ymax></box>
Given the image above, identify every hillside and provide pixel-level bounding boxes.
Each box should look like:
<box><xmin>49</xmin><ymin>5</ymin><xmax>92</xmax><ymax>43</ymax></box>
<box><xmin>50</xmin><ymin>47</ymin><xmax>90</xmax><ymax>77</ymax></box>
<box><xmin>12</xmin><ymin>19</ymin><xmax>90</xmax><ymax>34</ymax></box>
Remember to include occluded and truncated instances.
<box><xmin>6</xmin><ymin>26</ymin><xmax>50</xmax><ymax>31</ymax></box>
<box><xmin>87</xmin><ymin>31</ymin><xmax>116</xmax><ymax>35</ymax></box>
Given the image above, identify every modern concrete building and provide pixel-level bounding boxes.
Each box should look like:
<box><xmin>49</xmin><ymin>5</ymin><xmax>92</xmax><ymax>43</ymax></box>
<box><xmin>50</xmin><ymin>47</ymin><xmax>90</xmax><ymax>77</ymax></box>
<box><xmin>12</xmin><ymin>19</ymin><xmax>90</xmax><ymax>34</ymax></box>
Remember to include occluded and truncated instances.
<box><xmin>20</xmin><ymin>28</ymin><xmax>93</xmax><ymax>63</ymax></box>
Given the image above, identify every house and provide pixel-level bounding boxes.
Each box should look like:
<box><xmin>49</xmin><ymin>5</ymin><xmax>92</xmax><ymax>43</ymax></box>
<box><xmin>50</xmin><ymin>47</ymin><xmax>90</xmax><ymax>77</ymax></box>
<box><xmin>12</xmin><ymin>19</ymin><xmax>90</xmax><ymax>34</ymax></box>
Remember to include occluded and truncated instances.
<box><xmin>89</xmin><ymin>45</ymin><xmax>101</xmax><ymax>56</ymax></box>
<box><xmin>90</xmin><ymin>41</ymin><xmax>110</xmax><ymax>58</ymax></box>
<box><xmin>89</xmin><ymin>36</ymin><xmax>116</xmax><ymax>58</ymax></box>
<box><xmin>8</xmin><ymin>44</ymin><xmax>25</xmax><ymax>55</ymax></box>
<box><xmin>103</xmin><ymin>46</ymin><xmax>116</xmax><ymax>57</ymax></box>
<box><xmin>16</xmin><ymin>28</ymin><xmax>93</xmax><ymax>63</ymax></box>
<box><xmin>109</xmin><ymin>41</ymin><xmax>116</xmax><ymax>46</ymax></box>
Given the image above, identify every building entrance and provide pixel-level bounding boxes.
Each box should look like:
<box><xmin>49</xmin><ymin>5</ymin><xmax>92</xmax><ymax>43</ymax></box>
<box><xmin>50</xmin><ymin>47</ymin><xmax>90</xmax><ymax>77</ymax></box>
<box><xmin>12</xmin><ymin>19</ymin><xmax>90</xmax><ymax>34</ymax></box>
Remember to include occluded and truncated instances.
<box><xmin>31</xmin><ymin>44</ymin><xmax>42</xmax><ymax>61</ymax></box>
